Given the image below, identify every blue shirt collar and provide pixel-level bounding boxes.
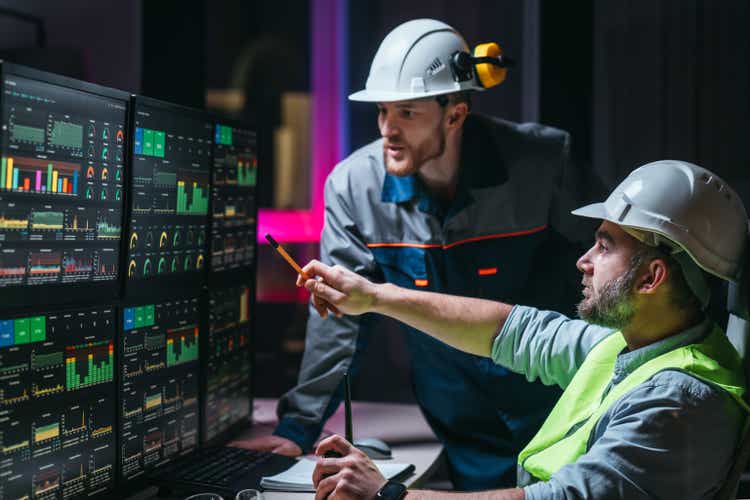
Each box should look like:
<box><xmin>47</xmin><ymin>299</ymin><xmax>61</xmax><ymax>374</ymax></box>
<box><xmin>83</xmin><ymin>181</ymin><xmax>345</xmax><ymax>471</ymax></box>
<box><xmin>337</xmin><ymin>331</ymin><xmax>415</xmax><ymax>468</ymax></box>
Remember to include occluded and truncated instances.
<box><xmin>381</xmin><ymin>172</ymin><xmax>418</xmax><ymax>204</ymax></box>
<box><xmin>611</xmin><ymin>316</ymin><xmax>712</xmax><ymax>385</ymax></box>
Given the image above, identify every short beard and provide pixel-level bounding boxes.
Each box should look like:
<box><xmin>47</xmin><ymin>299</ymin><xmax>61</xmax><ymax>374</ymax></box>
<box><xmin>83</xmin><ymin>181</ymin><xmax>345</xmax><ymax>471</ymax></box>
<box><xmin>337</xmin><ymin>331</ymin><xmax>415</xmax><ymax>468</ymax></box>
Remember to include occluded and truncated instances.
<box><xmin>577</xmin><ymin>263</ymin><xmax>641</xmax><ymax>330</ymax></box>
<box><xmin>383</xmin><ymin>117</ymin><xmax>447</xmax><ymax>177</ymax></box>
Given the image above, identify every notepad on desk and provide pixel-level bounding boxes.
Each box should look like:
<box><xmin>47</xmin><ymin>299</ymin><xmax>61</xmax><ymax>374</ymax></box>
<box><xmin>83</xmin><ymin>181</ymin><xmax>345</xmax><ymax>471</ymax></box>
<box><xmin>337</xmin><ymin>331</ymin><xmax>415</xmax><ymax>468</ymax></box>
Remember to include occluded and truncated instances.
<box><xmin>260</xmin><ymin>457</ymin><xmax>415</xmax><ymax>492</ymax></box>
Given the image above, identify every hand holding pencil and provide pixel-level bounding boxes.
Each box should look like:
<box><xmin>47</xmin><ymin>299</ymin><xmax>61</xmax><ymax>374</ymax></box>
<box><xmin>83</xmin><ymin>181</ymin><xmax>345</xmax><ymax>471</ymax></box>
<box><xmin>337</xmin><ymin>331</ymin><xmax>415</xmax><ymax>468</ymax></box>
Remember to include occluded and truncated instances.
<box><xmin>294</xmin><ymin>259</ymin><xmax>378</xmax><ymax>317</ymax></box>
<box><xmin>265</xmin><ymin>234</ymin><xmax>343</xmax><ymax>318</ymax></box>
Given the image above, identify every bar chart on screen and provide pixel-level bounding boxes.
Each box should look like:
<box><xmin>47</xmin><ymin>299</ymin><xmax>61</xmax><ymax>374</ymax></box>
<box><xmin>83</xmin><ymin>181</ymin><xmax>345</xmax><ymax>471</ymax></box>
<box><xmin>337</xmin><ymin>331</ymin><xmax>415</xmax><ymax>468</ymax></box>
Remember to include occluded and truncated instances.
<box><xmin>0</xmin><ymin>156</ymin><xmax>80</xmax><ymax>195</ymax></box>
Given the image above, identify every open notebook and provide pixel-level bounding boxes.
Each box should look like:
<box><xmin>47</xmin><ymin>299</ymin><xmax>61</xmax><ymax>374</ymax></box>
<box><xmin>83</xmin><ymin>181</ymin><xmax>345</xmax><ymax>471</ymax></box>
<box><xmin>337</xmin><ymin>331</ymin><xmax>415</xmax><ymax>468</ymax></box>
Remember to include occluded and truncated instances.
<box><xmin>260</xmin><ymin>458</ymin><xmax>415</xmax><ymax>492</ymax></box>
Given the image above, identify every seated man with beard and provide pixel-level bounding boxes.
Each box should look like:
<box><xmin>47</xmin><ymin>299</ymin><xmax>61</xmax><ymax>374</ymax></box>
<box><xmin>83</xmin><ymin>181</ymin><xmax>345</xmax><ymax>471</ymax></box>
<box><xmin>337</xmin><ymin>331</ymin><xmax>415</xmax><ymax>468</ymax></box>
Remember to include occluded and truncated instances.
<box><xmin>299</xmin><ymin>160</ymin><xmax>750</xmax><ymax>500</ymax></box>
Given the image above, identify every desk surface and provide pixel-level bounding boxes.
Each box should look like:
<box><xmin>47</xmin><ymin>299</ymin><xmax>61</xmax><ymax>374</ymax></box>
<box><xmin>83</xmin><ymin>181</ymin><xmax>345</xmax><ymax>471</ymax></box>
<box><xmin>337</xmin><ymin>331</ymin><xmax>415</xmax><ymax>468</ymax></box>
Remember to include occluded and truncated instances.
<box><xmin>128</xmin><ymin>400</ymin><xmax>443</xmax><ymax>500</ymax></box>
<box><xmin>242</xmin><ymin>398</ymin><xmax>439</xmax><ymax>444</ymax></box>
<box><xmin>234</xmin><ymin>399</ymin><xmax>444</xmax><ymax>498</ymax></box>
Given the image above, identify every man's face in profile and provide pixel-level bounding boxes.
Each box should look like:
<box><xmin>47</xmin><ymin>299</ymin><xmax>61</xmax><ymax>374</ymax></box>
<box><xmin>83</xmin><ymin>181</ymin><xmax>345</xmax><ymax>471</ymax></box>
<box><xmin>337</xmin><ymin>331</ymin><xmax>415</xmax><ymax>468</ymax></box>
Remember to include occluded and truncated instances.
<box><xmin>576</xmin><ymin>221</ymin><xmax>644</xmax><ymax>329</ymax></box>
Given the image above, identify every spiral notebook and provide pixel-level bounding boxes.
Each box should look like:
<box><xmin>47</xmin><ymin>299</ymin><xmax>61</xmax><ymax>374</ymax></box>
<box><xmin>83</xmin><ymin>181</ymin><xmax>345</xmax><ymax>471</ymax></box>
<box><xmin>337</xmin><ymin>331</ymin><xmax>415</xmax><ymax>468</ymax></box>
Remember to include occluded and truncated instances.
<box><xmin>260</xmin><ymin>457</ymin><xmax>415</xmax><ymax>492</ymax></box>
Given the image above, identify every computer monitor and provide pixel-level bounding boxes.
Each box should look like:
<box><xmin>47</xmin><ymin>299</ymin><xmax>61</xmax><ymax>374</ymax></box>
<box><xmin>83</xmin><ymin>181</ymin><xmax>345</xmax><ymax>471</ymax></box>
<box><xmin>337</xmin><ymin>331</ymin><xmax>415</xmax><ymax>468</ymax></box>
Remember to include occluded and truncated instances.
<box><xmin>203</xmin><ymin>284</ymin><xmax>253</xmax><ymax>445</ymax></box>
<box><xmin>125</xmin><ymin>96</ymin><xmax>212</xmax><ymax>298</ymax></box>
<box><xmin>118</xmin><ymin>297</ymin><xmax>201</xmax><ymax>482</ymax></box>
<box><xmin>0</xmin><ymin>63</ymin><xmax>128</xmax><ymax>309</ymax></box>
<box><xmin>0</xmin><ymin>306</ymin><xmax>117</xmax><ymax>498</ymax></box>
<box><xmin>209</xmin><ymin>121</ymin><xmax>257</xmax><ymax>280</ymax></box>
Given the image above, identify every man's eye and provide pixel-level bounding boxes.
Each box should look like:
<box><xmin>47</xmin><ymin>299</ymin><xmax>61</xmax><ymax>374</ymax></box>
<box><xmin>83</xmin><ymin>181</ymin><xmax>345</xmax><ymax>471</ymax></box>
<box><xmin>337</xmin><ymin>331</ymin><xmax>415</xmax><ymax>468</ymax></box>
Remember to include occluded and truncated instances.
<box><xmin>400</xmin><ymin>110</ymin><xmax>412</xmax><ymax>118</ymax></box>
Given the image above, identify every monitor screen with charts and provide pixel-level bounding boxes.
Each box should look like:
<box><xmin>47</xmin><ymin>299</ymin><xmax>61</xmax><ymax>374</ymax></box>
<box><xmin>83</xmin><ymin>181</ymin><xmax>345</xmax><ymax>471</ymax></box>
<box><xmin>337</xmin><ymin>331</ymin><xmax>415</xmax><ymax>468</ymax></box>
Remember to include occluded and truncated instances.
<box><xmin>118</xmin><ymin>297</ymin><xmax>201</xmax><ymax>481</ymax></box>
<box><xmin>126</xmin><ymin>97</ymin><xmax>212</xmax><ymax>297</ymax></box>
<box><xmin>0</xmin><ymin>64</ymin><xmax>127</xmax><ymax>308</ymax></box>
<box><xmin>210</xmin><ymin>123</ymin><xmax>257</xmax><ymax>280</ymax></box>
<box><xmin>0</xmin><ymin>306</ymin><xmax>117</xmax><ymax>499</ymax></box>
<box><xmin>204</xmin><ymin>284</ymin><xmax>252</xmax><ymax>444</ymax></box>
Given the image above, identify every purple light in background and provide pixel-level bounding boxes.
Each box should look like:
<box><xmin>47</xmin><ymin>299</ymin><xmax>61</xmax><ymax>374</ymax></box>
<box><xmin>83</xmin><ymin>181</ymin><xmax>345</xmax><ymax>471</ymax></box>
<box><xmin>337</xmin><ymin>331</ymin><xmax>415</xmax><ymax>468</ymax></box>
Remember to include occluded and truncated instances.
<box><xmin>257</xmin><ymin>0</ymin><xmax>346</xmax><ymax>243</ymax></box>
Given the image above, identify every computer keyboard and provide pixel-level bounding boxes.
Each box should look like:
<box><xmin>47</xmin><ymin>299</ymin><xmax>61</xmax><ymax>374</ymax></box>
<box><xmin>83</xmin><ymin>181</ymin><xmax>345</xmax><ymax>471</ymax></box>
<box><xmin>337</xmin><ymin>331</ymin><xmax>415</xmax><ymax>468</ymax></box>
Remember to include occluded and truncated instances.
<box><xmin>154</xmin><ymin>447</ymin><xmax>276</xmax><ymax>487</ymax></box>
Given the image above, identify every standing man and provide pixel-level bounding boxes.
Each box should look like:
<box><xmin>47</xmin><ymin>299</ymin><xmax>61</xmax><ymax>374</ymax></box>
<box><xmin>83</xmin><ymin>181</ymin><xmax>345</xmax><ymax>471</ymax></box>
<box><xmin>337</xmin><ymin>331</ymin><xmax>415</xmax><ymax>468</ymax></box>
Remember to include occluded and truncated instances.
<box><xmin>240</xmin><ymin>19</ymin><xmax>585</xmax><ymax>489</ymax></box>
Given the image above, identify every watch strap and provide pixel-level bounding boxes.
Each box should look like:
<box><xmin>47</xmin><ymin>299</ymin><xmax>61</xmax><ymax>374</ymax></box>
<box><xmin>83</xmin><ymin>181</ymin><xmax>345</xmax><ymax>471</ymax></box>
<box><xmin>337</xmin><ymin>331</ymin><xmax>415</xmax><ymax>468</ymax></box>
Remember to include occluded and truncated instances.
<box><xmin>375</xmin><ymin>480</ymin><xmax>407</xmax><ymax>500</ymax></box>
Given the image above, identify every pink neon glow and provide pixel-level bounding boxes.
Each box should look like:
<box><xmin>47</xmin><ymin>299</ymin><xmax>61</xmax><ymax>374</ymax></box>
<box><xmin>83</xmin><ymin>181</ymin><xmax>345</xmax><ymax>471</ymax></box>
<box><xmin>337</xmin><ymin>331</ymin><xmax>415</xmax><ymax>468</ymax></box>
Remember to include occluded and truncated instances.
<box><xmin>257</xmin><ymin>0</ymin><xmax>341</xmax><ymax>244</ymax></box>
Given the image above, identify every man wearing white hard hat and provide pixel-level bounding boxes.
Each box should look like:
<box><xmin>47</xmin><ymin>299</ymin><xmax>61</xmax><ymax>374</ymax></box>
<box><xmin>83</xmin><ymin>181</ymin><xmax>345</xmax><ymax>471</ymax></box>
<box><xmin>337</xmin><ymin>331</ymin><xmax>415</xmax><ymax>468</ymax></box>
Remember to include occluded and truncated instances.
<box><xmin>241</xmin><ymin>19</ymin><xmax>587</xmax><ymax>489</ymax></box>
<box><xmin>301</xmin><ymin>160</ymin><xmax>748</xmax><ymax>499</ymax></box>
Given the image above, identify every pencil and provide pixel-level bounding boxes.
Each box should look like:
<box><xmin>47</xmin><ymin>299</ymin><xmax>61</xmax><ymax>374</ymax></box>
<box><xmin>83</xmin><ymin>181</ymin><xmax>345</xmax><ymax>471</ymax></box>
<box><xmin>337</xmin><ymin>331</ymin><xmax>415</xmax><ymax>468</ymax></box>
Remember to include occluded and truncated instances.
<box><xmin>265</xmin><ymin>234</ymin><xmax>309</xmax><ymax>279</ymax></box>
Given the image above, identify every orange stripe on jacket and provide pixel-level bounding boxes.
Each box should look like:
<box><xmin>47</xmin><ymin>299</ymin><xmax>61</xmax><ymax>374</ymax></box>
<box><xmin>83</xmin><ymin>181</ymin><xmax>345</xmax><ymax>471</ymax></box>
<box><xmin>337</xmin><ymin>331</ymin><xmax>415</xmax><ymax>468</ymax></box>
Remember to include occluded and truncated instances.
<box><xmin>366</xmin><ymin>224</ymin><xmax>548</xmax><ymax>250</ymax></box>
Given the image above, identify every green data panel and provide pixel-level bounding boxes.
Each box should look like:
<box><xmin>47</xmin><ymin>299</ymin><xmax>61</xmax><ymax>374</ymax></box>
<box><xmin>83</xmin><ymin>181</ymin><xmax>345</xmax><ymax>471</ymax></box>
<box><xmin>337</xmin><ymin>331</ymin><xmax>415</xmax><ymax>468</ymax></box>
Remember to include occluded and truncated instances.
<box><xmin>154</xmin><ymin>131</ymin><xmax>165</xmax><ymax>158</ymax></box>
<box><xmin>30</xmin><ymin>316</ymin><xmax>45</xmax><ymax>342</ymax></box>
<box><xmin>13</xmin><ymin>318</ymin><xmax>30</xmax><ymax>344</ymax></box>
<box><xmin>143</xmin><ymin>129</ymin><xmax>154</xmax><ymax>156</ymax></box>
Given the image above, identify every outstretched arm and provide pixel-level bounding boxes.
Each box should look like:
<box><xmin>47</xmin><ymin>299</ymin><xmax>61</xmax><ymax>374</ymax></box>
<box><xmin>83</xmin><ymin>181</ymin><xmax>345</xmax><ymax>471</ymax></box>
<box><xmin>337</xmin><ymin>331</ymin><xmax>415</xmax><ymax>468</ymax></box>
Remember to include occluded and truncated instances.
<box><xmin>298</xmin><ymin>260</ymin><xmax>513</xmax><ymax>358</ymax></box>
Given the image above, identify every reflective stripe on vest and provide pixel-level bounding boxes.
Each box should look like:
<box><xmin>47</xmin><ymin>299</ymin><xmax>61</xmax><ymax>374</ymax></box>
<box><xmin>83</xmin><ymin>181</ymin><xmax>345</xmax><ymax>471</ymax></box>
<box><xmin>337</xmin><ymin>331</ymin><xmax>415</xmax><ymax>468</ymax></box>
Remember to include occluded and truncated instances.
<box><xmin>518</xmin><ymin>326</ymin><xmax>749</xmax><ymax>482</ymax></box>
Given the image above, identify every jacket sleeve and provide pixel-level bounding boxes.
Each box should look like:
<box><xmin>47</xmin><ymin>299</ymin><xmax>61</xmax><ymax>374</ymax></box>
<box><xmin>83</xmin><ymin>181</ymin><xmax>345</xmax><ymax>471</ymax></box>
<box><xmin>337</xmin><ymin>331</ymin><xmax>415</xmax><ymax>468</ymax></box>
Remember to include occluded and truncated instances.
<box><xmin>273</xmin><ymin>172</ymin><xmax>381</xmax><ymax>452</ymax></box>
<box><xmin>520</xmin><ymin>131</ymin><xmax>590</xmax><ymax>317</ymax></box>
<box><xmin>549</xmin><ymin>132</ymin><xmax>595</xmax><ymax>248</ymax></box>
<box><xmin>523</xmin><ymin>373</ymin><xmax>744</xmax><ymax>500</ymax></box>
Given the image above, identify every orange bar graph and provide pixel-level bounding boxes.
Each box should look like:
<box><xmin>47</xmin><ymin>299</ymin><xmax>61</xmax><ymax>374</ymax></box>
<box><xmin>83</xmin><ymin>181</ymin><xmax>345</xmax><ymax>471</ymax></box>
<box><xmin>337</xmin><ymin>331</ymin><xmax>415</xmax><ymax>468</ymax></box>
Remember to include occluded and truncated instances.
<box><xmin>23</xmin><ymin>178</ymin><xmax>30</xmax><ymax>191</ymax></box>
<box><xmin>62</xmin><ymin>178</ymin><xmax>68</xmax><ymax>193</ymax></box>
<box><xmin>6</xmin><ymin>158</ymin><xmax>13</xmax><ymax>189</ymax></box>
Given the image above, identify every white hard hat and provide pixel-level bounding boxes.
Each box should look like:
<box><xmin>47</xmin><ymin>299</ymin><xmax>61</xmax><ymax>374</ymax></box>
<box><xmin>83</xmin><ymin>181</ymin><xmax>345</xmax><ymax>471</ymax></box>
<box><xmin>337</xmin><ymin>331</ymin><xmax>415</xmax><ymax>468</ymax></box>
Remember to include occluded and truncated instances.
<box><xmin>349</xmin><ymin>19</ymin><xmax>484</xmax><ymax>102</ymax></box>
<box><xmin>573</xmin><ymin>160</ymin><xmax>748</xmax><ymax>283</ymax></box>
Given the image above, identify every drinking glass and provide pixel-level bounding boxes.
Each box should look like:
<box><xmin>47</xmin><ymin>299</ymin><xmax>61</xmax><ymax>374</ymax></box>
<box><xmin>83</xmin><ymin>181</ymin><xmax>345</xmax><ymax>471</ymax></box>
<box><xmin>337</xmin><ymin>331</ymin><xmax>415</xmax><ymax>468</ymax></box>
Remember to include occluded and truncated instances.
<box><xmin>235</xmin><ymin>489</ymin><xmax>264</xmax><ymax>500</ymax></box>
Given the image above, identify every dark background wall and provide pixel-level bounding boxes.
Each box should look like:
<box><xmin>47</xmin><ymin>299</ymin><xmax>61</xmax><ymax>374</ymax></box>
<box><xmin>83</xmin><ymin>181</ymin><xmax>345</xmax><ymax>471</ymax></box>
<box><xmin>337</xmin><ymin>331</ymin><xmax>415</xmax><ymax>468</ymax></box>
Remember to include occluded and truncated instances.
<box><xmin>0</xmin><ymin>0</ymin><xmax>749</xmax><ymax>403</ymax></box>
<box><xmin>593</xmin><ymin>0</ymin><xmax>750</xmax><ymax>202</ymax></box>
<box><xmin>0</xmin><ymin>0</ymin><xmax>140</xmax><ymax>92</ymax></box>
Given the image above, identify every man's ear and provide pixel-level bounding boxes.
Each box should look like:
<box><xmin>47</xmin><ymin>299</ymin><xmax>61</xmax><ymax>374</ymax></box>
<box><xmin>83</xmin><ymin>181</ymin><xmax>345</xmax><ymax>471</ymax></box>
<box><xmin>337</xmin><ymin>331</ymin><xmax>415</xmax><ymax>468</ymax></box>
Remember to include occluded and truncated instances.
<box><xmin>637</xmin><ymin>258</ymin><xmax>669</xmax><ymax>294</ymax></box>
<box><xmin>446</xmin><ymin>102</ymin><xmax>469</xmax><ymax>129</ymax></box>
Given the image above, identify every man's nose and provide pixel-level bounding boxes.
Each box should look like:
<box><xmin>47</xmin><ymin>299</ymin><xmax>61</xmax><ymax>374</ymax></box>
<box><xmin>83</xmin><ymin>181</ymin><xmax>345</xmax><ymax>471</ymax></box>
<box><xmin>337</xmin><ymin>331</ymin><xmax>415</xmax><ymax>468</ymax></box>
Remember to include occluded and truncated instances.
<box><xmin>379</xmin><ymin>116</ymin><xmax>398</xmax><ymax>138</ymax></box>
<box><xmin>576</xmin><ymin>248</ymin><xmax>594</xmax><ymax>274</ymax></box>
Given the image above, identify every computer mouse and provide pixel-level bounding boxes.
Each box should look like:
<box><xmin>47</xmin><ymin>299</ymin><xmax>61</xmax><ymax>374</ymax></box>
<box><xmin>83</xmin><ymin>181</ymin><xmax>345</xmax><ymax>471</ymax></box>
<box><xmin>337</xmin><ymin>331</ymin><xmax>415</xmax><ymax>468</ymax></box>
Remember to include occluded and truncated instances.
<box><xmin>353</xmin><ymin>437</ymin><xmax>392</xmax><ymax>459</ymax></box>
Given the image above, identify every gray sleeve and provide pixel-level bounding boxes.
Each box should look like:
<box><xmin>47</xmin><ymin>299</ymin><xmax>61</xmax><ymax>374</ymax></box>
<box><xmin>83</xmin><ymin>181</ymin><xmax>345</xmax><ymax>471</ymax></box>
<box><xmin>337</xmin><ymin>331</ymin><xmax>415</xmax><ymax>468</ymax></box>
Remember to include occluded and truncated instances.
<box><xmin>274</xmin><ymin>172</ymin><xmax>381</xmax><ymax>450</ymax></box>
<box><xmin>524</xmin><ymin>372</ymin><xmax>744</xmax><ymax>500</ymax></box>
<box><xmin>491</xmin><ymin>305</ymin><xmax>614</xmax><ymax>389</ymax></box>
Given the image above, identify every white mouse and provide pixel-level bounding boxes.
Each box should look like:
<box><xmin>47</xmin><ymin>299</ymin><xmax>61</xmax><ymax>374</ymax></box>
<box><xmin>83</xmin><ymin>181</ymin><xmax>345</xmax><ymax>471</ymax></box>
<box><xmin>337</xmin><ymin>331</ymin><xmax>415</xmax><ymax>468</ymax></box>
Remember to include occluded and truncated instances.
<box><xmin>353</xmin><ymin>437</ymin><xmax>392</xmax><ymax>459</ymax></box>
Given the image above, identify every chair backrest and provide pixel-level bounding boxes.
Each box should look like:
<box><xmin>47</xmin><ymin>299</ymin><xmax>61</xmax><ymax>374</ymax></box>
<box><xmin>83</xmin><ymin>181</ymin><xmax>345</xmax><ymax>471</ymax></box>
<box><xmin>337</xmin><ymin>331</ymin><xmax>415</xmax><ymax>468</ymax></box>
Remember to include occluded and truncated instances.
<box><xmin>715</xmin><ymin>223</ymin><xmax>750</xmax><ymax>500</ymax></box>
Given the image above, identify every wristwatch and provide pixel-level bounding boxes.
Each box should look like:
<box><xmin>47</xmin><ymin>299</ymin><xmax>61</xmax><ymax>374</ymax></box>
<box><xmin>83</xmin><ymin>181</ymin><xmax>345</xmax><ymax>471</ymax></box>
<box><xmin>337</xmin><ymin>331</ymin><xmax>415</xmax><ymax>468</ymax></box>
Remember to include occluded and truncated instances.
<box><xmin>375</xmin><ymin>481</ymin><xmax>407</xmax><ymax>500</ymax></box>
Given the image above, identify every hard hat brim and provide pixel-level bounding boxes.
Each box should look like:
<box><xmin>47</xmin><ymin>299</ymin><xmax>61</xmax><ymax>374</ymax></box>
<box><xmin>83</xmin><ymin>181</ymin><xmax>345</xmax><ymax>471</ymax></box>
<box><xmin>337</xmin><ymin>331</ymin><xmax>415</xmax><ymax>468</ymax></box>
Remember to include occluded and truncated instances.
<box><xmin>348</xmin><ymin>87</ymin><xmax>480</xmax><ymax>103</ymax></box>
<box><xmin>571</xmin><ymin>202</ymin><xmax>609</xmax><ymax>221</ymax></box>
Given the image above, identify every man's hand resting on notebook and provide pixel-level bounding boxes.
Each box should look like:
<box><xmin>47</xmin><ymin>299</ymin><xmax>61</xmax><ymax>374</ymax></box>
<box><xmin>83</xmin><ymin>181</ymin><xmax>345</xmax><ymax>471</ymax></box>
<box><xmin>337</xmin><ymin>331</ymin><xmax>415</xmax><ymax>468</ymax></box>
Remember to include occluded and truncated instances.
<box><xmin>228</xmin><ymin>435</ymin><xmax>302</xmax><ymax>457</ymax></box>
<box><xmin>312</xmin><ymin>434</ymin><xmax>386</xmax><ymax>500</ymax></box>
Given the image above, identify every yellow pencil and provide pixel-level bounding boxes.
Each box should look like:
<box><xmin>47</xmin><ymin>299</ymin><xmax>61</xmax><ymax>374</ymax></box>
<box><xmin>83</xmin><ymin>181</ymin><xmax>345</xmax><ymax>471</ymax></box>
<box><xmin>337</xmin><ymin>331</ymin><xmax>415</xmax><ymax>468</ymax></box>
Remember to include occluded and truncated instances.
<box><xmin>265</xmin><ymin>234</ymin><xmax>309</xmax><ymax>279</ymax></box>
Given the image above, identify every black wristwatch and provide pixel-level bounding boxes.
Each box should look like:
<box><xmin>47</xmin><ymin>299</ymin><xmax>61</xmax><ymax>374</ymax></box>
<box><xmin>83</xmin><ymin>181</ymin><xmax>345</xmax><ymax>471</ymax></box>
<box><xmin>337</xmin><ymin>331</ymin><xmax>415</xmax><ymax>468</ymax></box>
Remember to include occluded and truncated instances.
<box><xmin>375</xmin><ymin>481</ymin><xmax>407</xmax><ymax>500</ymax></box>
